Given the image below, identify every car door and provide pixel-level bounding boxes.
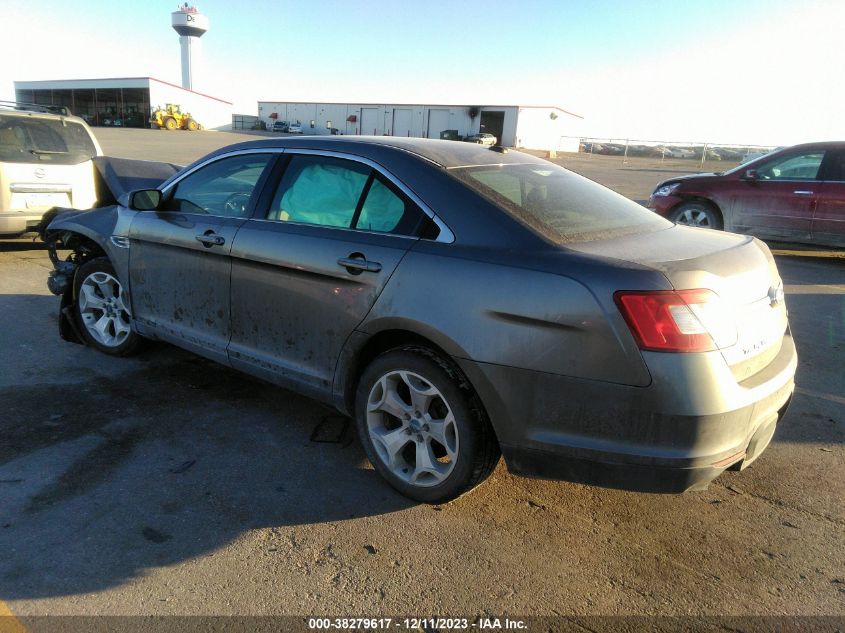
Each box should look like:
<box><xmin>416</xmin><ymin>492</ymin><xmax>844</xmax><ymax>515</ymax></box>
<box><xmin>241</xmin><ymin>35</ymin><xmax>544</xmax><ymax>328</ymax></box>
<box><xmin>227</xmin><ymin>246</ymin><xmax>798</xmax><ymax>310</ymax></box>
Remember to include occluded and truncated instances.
<box><xmin>128</xmin><ymin>151</ymin><xmax>276</xmax><ymax>363</ymax></box>
<box><xmin>813</xmin><ymin>149</ymin><xmax>845</xmax><ymax>246</ymax></box>
<box><xmin>228</xmin><ymin>150</ymin><xmax>434</xmax><ymax>398</ymax></box>
<box><xmin>730</xmin><ymin>150</ymin><xmax>825</xmax><ymax>240</ymax></box>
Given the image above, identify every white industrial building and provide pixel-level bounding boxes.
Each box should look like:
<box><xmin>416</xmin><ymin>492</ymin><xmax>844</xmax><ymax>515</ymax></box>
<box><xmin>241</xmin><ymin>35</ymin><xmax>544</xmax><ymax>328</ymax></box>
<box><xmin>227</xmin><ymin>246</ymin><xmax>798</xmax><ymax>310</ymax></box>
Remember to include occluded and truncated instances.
<box><xmin>257</xmin><ymin>102</ymin><xmax>583</xmax><ymax>151</ymax></box>
<box><xmin>14</xmin><ymin>77</ymin><xmax>233</xmax><ymax>130</ymax></box>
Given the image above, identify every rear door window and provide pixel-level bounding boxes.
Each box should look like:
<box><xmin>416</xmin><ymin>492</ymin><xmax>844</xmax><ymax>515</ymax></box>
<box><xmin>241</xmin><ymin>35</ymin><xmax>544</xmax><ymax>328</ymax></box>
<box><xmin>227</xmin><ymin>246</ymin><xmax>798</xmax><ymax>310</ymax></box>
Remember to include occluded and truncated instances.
<box><xmin>355</xmin><ymin>175</ymin><xmax>425</xmax><ymax>235</ymax></box>
<box><xmin>822</xmin><ymin>150</ymin><xmax>845</xmax><ymax>181</ymax></box>
<box><xmin>268</xmin><ymin>155</ymin><xmax>370</xmax><ymax>227</ymax></box>
<box><xmin>267</xmin><ymin>154</ymin><xmax>428</xmax><ymax>237</ymax></box>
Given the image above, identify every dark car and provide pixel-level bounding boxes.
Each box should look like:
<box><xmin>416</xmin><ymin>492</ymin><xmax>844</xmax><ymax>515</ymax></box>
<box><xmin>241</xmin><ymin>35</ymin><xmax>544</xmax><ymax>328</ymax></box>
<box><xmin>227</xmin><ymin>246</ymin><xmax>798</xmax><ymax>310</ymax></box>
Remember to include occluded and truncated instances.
<box><xmin>647</xmin><ymin>141</ymin><xmax>845</xmax><ymax>248</ymax></box>
<box><xmin>272</xmin><ymin>121</ymin><xmax>288</xmax><ymax>133</ymax></box>
<box><xmin>41</xmin><ymin>137</ymin><xmax>796</xmax><ymax>503</ymax></box>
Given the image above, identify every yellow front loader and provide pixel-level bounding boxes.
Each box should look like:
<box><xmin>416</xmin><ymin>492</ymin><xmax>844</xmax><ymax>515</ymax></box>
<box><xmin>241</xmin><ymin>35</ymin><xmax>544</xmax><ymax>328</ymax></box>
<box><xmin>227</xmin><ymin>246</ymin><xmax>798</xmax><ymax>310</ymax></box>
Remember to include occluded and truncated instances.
<box><xmin>150</xmin><ymin>104</ymin><xmax>201</xmax><ymax>131</ymax></box>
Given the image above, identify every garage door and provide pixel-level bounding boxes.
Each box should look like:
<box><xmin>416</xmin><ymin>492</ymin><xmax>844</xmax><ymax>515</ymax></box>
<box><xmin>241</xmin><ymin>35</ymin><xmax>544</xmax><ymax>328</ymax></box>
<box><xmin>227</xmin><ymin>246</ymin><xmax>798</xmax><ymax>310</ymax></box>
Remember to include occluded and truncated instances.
<box><xmin>361</xmin><ymin>107</ymin><xmax>381</xmax><ymax>136</ymax></box>
<box><xmin>427</xmin><ymin>109</ymin><xmax>450</xmax><ymax>139</ymax></box>
<box><xmin>392</xmin><ymin>109</ymin><xmax>412</xmax><ymax>137</ymax></box>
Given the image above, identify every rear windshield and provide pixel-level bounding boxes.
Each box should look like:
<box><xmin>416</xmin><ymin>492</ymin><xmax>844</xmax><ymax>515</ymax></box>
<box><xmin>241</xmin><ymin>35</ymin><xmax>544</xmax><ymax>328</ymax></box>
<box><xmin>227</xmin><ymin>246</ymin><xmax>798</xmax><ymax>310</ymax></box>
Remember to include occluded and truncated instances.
<box><xmin>0</xmin><ymin>115</ymin><xmax>98</xmax><ymax>165</ymax></box>
<box><xmin>452</xmin><ymin>162</ymin><xmax>671</xmax><ymax>243</ymax></box>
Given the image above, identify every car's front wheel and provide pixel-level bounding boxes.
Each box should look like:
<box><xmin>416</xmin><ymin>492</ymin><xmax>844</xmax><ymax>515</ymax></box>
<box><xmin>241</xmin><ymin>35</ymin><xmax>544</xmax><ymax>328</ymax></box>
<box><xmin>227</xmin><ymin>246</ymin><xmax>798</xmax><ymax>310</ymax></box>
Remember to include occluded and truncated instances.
<box><xmin>355</xmin><ymin>347</ymin><xmax>500</xmax><ymax>503</ymax></box>
<box><xmin>74</xmin><ymin>258</ymin><xmax>142</xmax><ymax>356</ymax></box>
<box><xmin>670</xmin><ymin>201</ymin><xmax>722</xmax><ymax>229</ymax></box>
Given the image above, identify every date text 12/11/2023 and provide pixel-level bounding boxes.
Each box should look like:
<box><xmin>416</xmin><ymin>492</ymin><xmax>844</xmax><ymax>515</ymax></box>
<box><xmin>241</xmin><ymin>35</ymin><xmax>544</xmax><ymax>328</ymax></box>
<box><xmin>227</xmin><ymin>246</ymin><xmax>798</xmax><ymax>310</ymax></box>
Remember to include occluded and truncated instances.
<box><xmin>307</xmin><ymin>617</ymin><xmax>528</xmax><ymax>630</ymax></box>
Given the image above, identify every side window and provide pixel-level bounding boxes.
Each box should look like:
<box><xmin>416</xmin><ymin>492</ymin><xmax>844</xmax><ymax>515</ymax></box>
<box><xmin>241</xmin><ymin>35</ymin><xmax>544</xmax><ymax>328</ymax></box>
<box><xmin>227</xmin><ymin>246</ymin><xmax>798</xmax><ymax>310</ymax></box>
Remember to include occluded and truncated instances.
<box><xmin>823</xmin><ymin>151</ymin><xmax>845</xmax><ymax>181</ymax></box>
<box><xmin>267</xmin><ymin>155</ymin><xmax>370</xmax><ymax>227</ymax></box>
<box><xmin>757</xmin><ymin>152</ymin><xmax>825</xmax><ymax>181</ymax></box>
<box><xmin>355</xmin><ymin>175</ymin><xmax>425</xmax><ymax>236</ymax></box>
<box><xmin>165</xmin><ymin>153</ymin><xmax>272</xmax><ymax>217</ymax></box>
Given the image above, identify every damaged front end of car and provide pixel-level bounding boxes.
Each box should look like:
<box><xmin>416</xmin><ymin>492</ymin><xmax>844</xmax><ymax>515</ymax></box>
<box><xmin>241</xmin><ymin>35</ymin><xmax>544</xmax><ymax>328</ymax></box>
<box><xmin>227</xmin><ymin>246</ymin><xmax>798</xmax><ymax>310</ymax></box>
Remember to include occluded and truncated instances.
<box><xmin>38</xmin><ymin>156</ymin><xmax>181</xmax><ymax>344</ymax></box>
<box><xmin>39</xmin><ymin>206</ymin><xmax>120</xmax><ymax>345</ymax></box>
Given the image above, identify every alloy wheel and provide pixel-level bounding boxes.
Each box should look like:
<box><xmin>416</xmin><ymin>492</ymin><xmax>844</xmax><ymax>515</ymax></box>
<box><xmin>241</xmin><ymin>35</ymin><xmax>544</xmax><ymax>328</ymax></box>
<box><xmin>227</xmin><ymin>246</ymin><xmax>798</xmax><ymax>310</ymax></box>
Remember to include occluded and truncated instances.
<box><xmin>78</xmin><ymin>271</ymin><xmax>132</xmax><ymax>348</ymax></box>
<box><xmin>366</xmin><ymin>370</ymin><xmax>459</xmax><ymax>487</ymax></box>
<box><xmin>677</xmin><ymin>208</ymin><xmax>712</xmax><ymax>227</ymax></box>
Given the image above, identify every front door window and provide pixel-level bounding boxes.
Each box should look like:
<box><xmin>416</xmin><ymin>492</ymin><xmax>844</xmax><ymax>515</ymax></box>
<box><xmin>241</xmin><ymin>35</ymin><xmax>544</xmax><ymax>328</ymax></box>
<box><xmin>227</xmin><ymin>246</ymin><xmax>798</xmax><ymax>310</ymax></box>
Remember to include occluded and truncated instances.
<box><xmin>165</xmin><ymin>153</ymin><xmax>273</xmax><ymax>217</ymax></box>
<box><xmin>757</xmin><ymin>152</ymin><xmax>824</xmax><ymax>181</ymax></box>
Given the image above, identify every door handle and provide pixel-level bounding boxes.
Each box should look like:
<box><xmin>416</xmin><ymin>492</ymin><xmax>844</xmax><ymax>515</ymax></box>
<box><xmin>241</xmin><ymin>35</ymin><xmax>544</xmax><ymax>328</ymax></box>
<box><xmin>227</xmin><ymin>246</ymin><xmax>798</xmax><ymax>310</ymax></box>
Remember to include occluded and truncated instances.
<box><xmin>337</xmin><ymin>255</ymin><xmax>382</xmax><ymax>274</ymax></box>
<box><xmin>195</xmin><ymin>233</ymin><xmax>225</xmax><ymax>247</ymax></box>
<box><xmin>793</xmin><ymin>190</ymin><xmax>814</xmax><ymax>195</ymax></box>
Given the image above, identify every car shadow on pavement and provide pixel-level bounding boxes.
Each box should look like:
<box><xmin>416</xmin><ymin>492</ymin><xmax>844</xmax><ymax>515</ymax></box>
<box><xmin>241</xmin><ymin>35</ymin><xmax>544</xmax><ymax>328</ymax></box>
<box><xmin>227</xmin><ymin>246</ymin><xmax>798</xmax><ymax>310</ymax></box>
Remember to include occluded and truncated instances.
<box><xmin>0</xmin><ymin>236</ymin><xmax>48</xmax><ymax>252</ymax></box>
<box><xmin>770</xmin><ymin>255</ymin><xmax>845</xmax><ymax>445</ymax></box>
<box><xmin>0</xmin><ymin>313</ymin><xmax>414</xmax><ymax>600</ymax></box>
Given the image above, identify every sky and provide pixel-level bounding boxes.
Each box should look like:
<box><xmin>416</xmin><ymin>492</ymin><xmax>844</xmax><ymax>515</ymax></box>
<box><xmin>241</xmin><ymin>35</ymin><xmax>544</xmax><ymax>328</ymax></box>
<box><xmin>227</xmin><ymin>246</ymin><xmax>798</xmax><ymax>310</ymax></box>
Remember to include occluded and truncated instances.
<box><xmin>1</xmin><ymin>0</ymin><xmax>842</xmax><ymax>146</ymax></box>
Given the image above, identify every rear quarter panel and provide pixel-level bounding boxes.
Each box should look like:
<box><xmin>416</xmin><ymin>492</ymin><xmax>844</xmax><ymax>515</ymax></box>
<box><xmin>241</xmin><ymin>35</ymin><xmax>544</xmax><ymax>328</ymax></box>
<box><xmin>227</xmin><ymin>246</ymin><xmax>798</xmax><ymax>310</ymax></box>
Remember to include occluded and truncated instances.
<box><xmin>360</xmin><ymin>242</ymin><xmax>656</xmax><ymax>388</ymax></box>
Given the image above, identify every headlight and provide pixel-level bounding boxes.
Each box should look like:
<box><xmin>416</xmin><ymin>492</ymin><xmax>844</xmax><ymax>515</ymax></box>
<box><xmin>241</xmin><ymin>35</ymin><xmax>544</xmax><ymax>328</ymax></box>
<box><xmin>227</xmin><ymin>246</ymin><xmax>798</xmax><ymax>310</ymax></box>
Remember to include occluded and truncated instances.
<box><xmin>653</xmin><ymin>183</ymin><xmax>681</xmax><ymax>197</ymax></box>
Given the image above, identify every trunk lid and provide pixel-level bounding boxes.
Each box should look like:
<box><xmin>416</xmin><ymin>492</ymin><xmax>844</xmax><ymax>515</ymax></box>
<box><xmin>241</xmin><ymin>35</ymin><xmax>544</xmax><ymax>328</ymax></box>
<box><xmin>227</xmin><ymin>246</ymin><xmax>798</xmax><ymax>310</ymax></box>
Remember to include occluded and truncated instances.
<box><xmin>568</xmin><ymin>225</ymin><xmax>787</xmax><ymax>381</ymax></box>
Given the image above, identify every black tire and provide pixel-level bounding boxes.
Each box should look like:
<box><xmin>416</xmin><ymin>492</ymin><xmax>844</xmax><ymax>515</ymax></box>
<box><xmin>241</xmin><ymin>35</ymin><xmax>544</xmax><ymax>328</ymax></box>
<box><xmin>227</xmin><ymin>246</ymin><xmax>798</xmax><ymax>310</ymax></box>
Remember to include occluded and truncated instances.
<box><xmin>355</xmin><ymin>346</ymin><xmax>500</xmax><ymax>503</ymax></box>
<box><xmin>670</xmin><ymin>201</ymin><xmax>723</xmax><ymax>230</ymax></box>
<box><xmin>73</xmin><ymin>258</ymin><xmax>143</xmax><ymax>356</ymax></box>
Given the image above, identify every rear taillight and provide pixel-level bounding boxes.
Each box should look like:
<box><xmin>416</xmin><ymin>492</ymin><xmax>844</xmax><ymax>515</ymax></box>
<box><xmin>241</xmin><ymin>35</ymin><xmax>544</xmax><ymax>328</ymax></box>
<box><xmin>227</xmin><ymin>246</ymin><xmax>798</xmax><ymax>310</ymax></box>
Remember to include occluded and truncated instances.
<box><xmin>614</xmin><ymin>289</ymin><xmax>736</xmax><ymax>353</ymax></box>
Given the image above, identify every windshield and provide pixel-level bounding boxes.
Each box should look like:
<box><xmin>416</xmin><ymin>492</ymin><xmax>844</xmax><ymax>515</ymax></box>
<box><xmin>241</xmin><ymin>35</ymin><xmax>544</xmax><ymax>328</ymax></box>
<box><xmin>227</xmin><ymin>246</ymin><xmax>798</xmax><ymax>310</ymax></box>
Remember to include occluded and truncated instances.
<box><xmin>723</xmin><ymin>148</ymin><xmax>780</xmax><ymax>174</ymax></box>
<box><xmin>452</xmin><ymin>162</ymin><xmax>671</xmax><ymax>243</ymax></box>
<box><xmin>0</xmin><ymin>115</ymin><xmax>98</xmax><ymax>165</ymax></box>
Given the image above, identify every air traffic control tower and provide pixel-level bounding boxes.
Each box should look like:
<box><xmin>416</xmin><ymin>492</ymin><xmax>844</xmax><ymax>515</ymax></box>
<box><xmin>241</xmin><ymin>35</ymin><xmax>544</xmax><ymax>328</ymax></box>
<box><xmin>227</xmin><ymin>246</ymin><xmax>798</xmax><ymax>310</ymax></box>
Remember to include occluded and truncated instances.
<box><xmin>171</xmin><ymin>3</ymin><xmax>209</xmax><ymax>91</ymax></box>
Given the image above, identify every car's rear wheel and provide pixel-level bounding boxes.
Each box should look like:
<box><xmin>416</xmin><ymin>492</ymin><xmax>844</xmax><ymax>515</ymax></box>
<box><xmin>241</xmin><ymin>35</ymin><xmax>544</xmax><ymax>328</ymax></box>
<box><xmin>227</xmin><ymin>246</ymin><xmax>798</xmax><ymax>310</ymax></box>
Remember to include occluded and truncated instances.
<box><xmin>74</xmin><ymin>258</ymin><xmax>142</xmax><ymax>356</ymax></box>
<box><xmin>355</xmin><ymin>347</ymin><xmax>499</xmax><ymax>503</ymax></box>
<box><xmin>670</xmin><ymin>201</ymin><xmax>722</xmax><ymax>229</ymax></box>
<box><xmin>186</xmin><ymin>118</ymin><xmax>199</xmax><ymax>131</ymax></box>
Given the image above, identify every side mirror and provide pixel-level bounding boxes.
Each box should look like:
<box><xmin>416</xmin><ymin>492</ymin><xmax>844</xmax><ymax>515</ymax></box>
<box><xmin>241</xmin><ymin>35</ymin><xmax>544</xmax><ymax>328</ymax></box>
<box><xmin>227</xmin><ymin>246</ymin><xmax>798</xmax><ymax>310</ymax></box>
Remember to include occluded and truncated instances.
<box><xmin>743</xmin><ymin>169</ymin><xmax>759</xmax><ymax>181</ymax></box>
<box><xmin>129</xmin><ymin>189</ymin><xmax>162</xmax><ymax>211</ymax></box>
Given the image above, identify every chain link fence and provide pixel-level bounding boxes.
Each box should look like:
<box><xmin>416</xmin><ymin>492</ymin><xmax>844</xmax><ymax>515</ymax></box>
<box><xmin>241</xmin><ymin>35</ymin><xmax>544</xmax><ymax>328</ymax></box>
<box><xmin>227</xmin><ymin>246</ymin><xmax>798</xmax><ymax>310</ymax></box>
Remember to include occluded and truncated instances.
<box><xmin>564</xmin><ymin>136</ymin><xmax>777</xmax><ymax>169</ymax></box>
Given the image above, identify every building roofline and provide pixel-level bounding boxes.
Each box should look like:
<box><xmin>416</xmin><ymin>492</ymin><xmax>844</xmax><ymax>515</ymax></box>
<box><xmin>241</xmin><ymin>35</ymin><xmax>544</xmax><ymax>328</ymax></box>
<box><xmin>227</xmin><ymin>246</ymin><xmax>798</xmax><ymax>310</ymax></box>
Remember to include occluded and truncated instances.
<box><xmin>521</xmin><ymin>105</ymin><xmax>583</xmax><ymax>119</ymax></box>
<box><xmin>257</xmin><ymin>100</ymin><xmax>583</xmax><ymax>119</ymax></box>
<box><xmin>14</xmin><ymin>77</ymin><xmax>232</xmax><ymax>105</ymax></box>
<box><xmin>147</xmin><ymin>77</ymin><xmax>233</xmax><ymax>105</ymax></box>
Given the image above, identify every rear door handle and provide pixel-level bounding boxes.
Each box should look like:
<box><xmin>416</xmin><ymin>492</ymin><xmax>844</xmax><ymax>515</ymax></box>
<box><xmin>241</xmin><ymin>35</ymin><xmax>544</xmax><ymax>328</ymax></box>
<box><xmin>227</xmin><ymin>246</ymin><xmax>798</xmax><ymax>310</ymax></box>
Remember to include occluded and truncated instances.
<box><xmin>793</xmin><ymin>190</ymin><xmax>814</xmax><ymax>195</ymax></box>
<box><xmin>195</xmin><ymin>233</ymin><xmax>225</xmax><ymax>247</ymax></box>
<box><xmin>337</xmin><ymin>255</ymin><xmax>382</xmax><ymax>274</ymax></box>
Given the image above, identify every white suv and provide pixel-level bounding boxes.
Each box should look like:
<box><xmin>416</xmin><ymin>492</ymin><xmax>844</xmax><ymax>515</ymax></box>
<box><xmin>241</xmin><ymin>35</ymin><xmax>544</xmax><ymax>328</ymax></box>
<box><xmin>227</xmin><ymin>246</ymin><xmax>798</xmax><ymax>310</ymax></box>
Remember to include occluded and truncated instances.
<box><xmin>0</xmin><ymin>103</ymin><xmax>102</xmax><ymax>235</ymax></box>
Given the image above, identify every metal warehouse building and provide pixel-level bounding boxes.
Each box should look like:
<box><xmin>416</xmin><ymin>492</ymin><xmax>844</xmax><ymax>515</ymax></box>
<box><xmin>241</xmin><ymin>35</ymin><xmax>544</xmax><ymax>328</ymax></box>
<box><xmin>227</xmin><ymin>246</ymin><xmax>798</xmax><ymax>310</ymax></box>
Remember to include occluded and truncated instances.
<box><xmin>14</xmin><ymin>77</ymin><xmax>233</xmax><ymax>130</ymax></box>
<box><xmin>257</xmin><ymin>102</ymin><xmax>583</xmax><ymax>151</ymax></box>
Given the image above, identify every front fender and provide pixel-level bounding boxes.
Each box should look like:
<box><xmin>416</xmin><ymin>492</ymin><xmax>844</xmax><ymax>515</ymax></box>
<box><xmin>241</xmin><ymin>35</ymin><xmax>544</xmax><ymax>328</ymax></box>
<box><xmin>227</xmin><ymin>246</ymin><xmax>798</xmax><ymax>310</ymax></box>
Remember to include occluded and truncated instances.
<box><xmin>43</xmin><ymin>205</ymin><xmax>136</xmax><ymax>287</ymax></box>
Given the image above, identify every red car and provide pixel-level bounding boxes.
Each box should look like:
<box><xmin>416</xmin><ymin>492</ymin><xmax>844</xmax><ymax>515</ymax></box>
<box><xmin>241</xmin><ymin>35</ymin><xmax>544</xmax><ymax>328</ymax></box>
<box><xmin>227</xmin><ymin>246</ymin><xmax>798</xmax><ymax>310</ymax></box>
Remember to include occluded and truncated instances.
<box><xmin>647</xmin><ymin>141</ymin><xmax>845</xmax><ymax>248</ymax></box>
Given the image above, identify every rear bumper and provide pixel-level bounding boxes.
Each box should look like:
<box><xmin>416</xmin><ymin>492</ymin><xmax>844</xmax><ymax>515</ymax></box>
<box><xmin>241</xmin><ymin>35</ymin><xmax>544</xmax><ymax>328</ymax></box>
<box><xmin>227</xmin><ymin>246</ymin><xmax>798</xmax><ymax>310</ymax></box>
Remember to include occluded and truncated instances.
<box><xmin>456</xmin><ymin>334</ymin><xmax>797</xmax><ymax>493</ymax></box>
<box><xmin>503</xmin><ymin>394</ymin><xmax>789</xmax><ymax>493</ymax></box>
<box><xmin>0</xmin><ymin>209</ymin><xmax>47</xmax><ymax>235</ymax></box>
